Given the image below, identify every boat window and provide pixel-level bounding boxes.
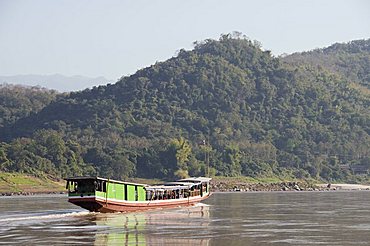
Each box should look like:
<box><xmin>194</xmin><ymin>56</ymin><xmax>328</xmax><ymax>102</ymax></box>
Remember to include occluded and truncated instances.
<box><xmin>69</xmin><ymin>180</ymin><xmax>95</xmax><ymax>193</ymax></box>
<box><xmin>93</xmin><ymin>180</ymin><xmax>105</xmax><ymax>192</ymax></box>
<box><xmin>146</xmin><ymin>190</ymin><xmax>152</xmax><ymax>200</ymax></box>
<box><xmin>135</xmin><ymin>186</ymin><xmax>138</xmax><ymax>201</ymax></box>
<box><xmin>184</xmin><ymin>189</ymin><xmax>189</xmax><ymax>198</ymax></box>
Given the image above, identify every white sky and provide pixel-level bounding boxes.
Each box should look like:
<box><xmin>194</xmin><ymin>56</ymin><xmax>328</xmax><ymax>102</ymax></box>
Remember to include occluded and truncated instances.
<box><xmin>0</xmin><ymin>0</ymin><xmax>369</xmax><ymax>82</ymax></box>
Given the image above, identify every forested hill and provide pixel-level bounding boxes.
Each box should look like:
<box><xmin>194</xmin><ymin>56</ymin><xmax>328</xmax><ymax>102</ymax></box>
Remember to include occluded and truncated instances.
<box><xmin>283</xmin><ymin>39</ymin><xmax>370</xmax><ymax>89</ymax></box>
<box><xmin>0</xmin><ymin>84</ymin><xmax>59</xmax><ymax>128</ymax></box>
<box><xmin>0</xmin><ymin>35</ymin><xmax>369</xmax><ymax>182</ymax></box>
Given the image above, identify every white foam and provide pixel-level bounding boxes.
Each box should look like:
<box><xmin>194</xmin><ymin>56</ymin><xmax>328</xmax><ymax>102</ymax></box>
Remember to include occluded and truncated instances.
<box><xmin>0</xmin><ymin>211</ymin><xmax>91</xmax><ymax>223</ymax></box>
<box><xmin>193</xmin><ymin>202</ymin><xmax>210</xmax><ymax>207</ymax></box>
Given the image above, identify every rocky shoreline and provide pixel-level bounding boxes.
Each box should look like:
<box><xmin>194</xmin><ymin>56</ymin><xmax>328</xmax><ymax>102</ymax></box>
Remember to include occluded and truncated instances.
<box><xmin>210</xmin><ymin>180</ymin><xmax>370</xmax><ymax>192</ymax></box>
<box><xmin>210</xmin><ymin>180</ymin><xmax>320</xmax><ymax>192</ymax></box>
<box><xmin>0</xmin><ymin>191</ymin><xmax>66</xmax><ymax>196</ymax></box>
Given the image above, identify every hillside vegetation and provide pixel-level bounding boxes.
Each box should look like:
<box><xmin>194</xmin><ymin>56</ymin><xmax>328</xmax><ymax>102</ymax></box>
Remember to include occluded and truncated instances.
<box><xmin>0</xmin><ymin>172</ymin><xmax>64</xmax><ymax>194</ymax></box>
<box><xmin>0</xmin><ymin>34</ymin><xmax>369</xmax><ymax>183</ymax></box>
<box><xmin>283</xmin><ymin>39</ymin><xmax>370</xmax><ymax>89</ymax></box>
<box><xmin>0</xmin><ymin>84</ymin><xmax>59</xmax><ymax>128</ymax></box>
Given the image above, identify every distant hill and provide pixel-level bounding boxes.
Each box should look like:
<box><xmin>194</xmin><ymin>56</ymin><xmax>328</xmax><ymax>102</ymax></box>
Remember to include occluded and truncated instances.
<box><xmin>0</xmin><ymin>84</ymin><xmax>59</xmax><ymax>128</ymax></box>
<box><xmin>0</xmin><ymin>74</ymin><xmax>112</xmax><ymax>92</ymax></box>
<box><xmin>283</xmin><ymin>39</ymin><xmax>370</xmax><ymax>89</ymax></box>
<box><xmin>0</xmin><ymin>34</ymin><xmax>369</xmax><ymax>182</ymax></box>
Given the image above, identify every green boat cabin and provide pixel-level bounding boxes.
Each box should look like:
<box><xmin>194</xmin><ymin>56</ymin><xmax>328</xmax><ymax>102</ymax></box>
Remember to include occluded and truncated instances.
<box><xmin>65</xmin><ymin>176</ymin><xmax>211</xmax><ymax>202</ymax></box>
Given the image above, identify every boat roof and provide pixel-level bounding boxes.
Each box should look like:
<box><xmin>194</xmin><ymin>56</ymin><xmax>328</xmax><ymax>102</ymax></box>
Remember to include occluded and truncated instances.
<box><xmin>178</xmin><ymin>177</ymin><xmax>212</xmax><ymax>183</ymax></box>
<box><xmin>164</xmin><ymin>182</ymin><xmax>197</xmax><ymax>186</ymax></box>
<box><xmin>145</xmin><ymin>185</ymin><xmax>191</xmax><ymax>191</ymax></box>
<box><xmin>65</xmin><ymin>176</ymin><xmax>211</xmax><ymax>187</ymax></box>
<box><xmin>64</xmin><ymin>176</ymin><xmax>147</xmax><ymax>186</ymax></box>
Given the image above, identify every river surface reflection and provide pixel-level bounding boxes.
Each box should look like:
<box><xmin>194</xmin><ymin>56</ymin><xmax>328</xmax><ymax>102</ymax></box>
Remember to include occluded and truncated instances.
<box><xmin>94</xmin><ymin>204</ymin><xmax>210</xmax><ymax>245</ymax></box>
<box><xmin>1</xmin><ymin>191</ymin><xmax>370</xmax><ymax>245</ymax></box>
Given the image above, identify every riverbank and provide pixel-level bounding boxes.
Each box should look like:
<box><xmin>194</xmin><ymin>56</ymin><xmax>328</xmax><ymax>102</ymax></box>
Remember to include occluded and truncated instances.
<box><xmin>210</xmin><ymin>178</ymin><xmax>319</xmax><ymax>192</ymax></box>
<box><xmin>0</xmin><ymin>172</ymin><xmax>65</xmax><ymax>196</ymax></box>
<box><xmin>210</xmin><ymin>177</ymin><xmax>370</xmax><ymax>192</ymax></box>
<box><xmin>316</xmin><ymin>183</ymin><xmax>370</xmax><ymax>191</ymax></box>
<box><xmin>1</xmin><ymin>173</ymin><xmax>369</xmax><ymax>196</ymax></box>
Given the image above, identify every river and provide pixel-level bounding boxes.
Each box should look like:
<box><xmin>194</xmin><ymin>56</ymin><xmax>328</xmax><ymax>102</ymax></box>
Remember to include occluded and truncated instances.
<box><xmin>0</xmin><ymin>191</ymin><xmax>370</xmax><ymax>245</ymax></box>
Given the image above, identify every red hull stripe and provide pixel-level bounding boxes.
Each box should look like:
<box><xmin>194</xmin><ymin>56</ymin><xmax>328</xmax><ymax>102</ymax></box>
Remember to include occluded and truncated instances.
<box><xmin>69</xmin><ymin>194</ymin><xmax>211</xmax><ymax>212</ymax></box>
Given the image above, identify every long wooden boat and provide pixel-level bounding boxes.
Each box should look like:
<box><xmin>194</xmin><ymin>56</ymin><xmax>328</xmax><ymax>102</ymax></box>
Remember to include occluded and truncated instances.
<box><xmin>65</xmin><ymin>176</ymin><xmax>212</xmax><ymax>213</ymax></box>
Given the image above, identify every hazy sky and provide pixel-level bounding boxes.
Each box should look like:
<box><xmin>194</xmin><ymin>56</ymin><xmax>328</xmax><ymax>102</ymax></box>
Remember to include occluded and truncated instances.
<box><xmin>0</xmin><ymin>0</ymin><xmax>369</xmax><ymax>82</ymax></box>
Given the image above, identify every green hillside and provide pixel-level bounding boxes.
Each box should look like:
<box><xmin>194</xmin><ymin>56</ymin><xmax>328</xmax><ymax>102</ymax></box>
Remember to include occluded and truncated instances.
<box><xmin>0</xmin><ymin>84</ymin><xmax>59</xmax><ymax>128</ymax></box>
<box><xmin>0</xmin><ymin>172</ymin><xmax>64</xmax><ymax>194</ymax></box>
<box><xmin>0</xmin><ymin>34</ymin><xmax>369</xmax><ymax>182</ymax></box>
<box><xmin>283</xmin><ymin>39</ymin><xmax>370</xmax><ymax>89</ymax></box>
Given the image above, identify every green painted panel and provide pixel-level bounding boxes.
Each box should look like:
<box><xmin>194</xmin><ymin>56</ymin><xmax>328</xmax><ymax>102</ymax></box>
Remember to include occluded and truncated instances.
<box><xmin>96</xmin><ymin>183</ymin><xmax>125</xmax><ymax>201</ymax></box>
<box><xmin>68</xmin><ymin>181</ymin><xmax>148</xmax><ymax>202</ymax></box>
<box><xmin>127</xmin><ymin>185</ymin><xmax>136</xmax><ymax>201</ymax></box>
<box><xmin>69</xmin><ymin>193</ymin><xmax>80</xmax><ymax>197</ymax></box>
<box><xmin>115</xmin><ymin>183</ymin><xmax>124</xmax><ymax>200</ymax></box>
<box><xmin>137</xmin><ymin>186</ymin><xmax>146</xmax><ymax>201</ymax></box>
<box><xmin>107</xmin><ymin>182</ymin><xmax>116</xmax><ymax>199</ymax></box>
<box><xmin>96</xmin><ymin>191</ymin><xmax>105</xmax><ymax>198</ymax></box>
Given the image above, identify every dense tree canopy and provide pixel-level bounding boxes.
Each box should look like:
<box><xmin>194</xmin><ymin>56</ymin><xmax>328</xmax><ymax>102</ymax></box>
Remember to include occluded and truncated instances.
<box><xmin>0</xmin><ymin>35</ymin><xmax>369</xmax><ymax>181</ymax></box>
<box><xmin>0</xmin><ymin>85</ymin><xmax>59</xmax><ymax>128</ymax></box>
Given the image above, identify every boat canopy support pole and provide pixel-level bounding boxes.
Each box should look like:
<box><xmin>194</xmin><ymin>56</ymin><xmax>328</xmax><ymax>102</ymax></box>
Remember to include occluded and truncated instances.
<box><xmin>105</xmin><ymin>179</ymin><xmax>109</xmax><ymax>207</ymax></box>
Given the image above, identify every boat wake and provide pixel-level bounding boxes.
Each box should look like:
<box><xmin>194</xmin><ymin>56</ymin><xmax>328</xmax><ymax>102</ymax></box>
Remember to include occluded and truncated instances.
<box><xmin>193</xmin><ymin>202</ymin><xmax>211</xmax><ymax>207</ymax></box>
<box><xmin>0</xmin><ymin>211</ymin><xmax>92</xmax><ymax>223</ymax></box>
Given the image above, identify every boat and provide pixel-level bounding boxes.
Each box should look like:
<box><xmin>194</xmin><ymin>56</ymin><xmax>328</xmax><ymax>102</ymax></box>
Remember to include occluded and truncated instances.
<box><xmin>65</xmin><ymin>176</ymin><xmax>212</xmax><ymax>212</ymax></box>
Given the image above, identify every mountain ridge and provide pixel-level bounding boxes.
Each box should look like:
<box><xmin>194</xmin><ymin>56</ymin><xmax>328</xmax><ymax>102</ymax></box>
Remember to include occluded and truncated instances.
<box><xmin>0</xmin><ymin>35</ymin><xmax>369</xmax><ymax>182</ymax></box>
<box><xmin>0</xmin><ymin>74</ymin><xmax>112</xmax><ymax>92</ymax></box>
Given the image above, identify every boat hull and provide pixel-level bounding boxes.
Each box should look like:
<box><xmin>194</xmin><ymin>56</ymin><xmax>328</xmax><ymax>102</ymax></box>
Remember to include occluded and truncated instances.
<box><xmin>68</xmin><ymin>194</ymin><xmax>211</xmax><ymax>213</ymax></box>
